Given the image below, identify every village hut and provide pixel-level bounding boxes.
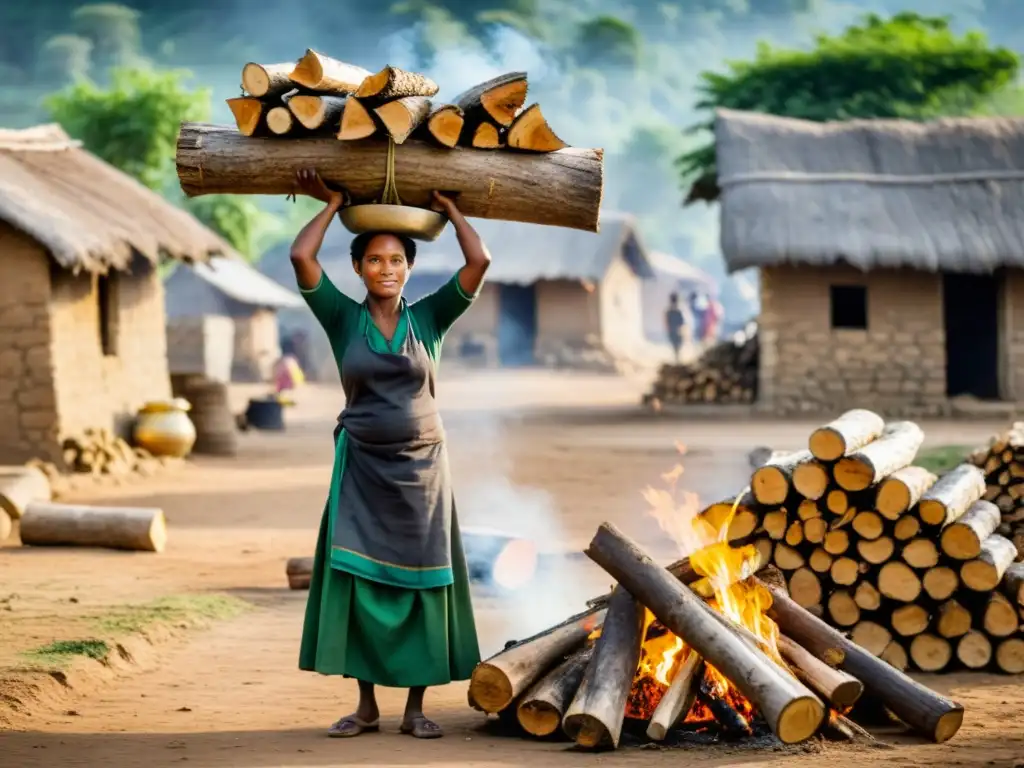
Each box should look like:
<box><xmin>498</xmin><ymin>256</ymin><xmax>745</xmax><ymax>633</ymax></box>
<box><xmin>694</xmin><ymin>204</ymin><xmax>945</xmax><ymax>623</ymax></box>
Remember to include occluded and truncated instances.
<box><xmin>0</xmin><ymin>124</ymin><xmax>234</xmax><ymax>465</ymax></box>
<box><xmin>709</xmin><ymin>107</ymin><xmax>1024</xmax><ymax>416</ymax></box>
<box><xmin>643</xmin><ymin>250</ymin><xmax>717</xmax><ymax>342</ymax></box>
<box><xmin>164</xmin><ymin>256</ymin><xmax>304</xmax><ymax>383</ymax></box>
<box><xmin>258</xmin><ymin>211</ymin><xmax>655</xmax><ymax>376</ymax></box>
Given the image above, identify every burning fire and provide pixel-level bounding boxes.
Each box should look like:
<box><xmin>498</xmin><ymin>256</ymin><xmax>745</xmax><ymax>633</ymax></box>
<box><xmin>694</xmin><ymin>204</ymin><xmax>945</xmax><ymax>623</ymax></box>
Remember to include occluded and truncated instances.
<box><xmin>622</xmin><ymin>444</ymin><xmax>782</xmax><ymax>727</ymax></box>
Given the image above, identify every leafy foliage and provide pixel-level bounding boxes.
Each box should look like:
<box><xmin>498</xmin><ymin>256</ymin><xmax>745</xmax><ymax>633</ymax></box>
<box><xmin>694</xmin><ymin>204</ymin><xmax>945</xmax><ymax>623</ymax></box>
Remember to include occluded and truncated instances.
<box><xmin>678</xmin><ymin>13</ymin><xmax>1021</xmax><ymax>201</ymax></box>
<box><xmin>46</xmin><ymin>67</ymin><xmax>209</xmax><ymax>191</ymax></box>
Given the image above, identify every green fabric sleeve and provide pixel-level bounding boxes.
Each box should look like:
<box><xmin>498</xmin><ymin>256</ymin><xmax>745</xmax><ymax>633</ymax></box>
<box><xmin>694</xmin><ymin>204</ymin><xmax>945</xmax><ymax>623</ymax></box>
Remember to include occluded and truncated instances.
<box><xmin>411</xmin><ymin>269</ymin><xmax>478</xmax><ymax>346</ymax></box>
<box><xmin>299</xmin><ymin>269</ymin><xmax>358</xmax><ymax>338</ymax></box>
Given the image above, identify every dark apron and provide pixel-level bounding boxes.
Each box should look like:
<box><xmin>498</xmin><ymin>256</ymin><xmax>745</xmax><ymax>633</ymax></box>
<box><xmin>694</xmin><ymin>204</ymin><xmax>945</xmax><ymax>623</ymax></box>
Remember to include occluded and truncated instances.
<box><xmin>327</xmin><ymin>305</ymin><xmax>454</xmax><ymax>589</ymax></box>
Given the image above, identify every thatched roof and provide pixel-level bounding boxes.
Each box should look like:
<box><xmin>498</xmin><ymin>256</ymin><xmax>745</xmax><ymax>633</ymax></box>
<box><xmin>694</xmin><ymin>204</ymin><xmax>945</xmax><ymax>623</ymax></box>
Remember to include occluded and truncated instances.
<box><xmin>165</xmin><ymin>255</ymin><xmax>304</xmax><ymax>319</ymax></box>
<box><xmin>715</xmin><ymin>108</ymin><xmax>1024</xmax><ymax>274</ymax></box>
<box><xmin>0</xmin><ymin>124</ymin><xmax>235</xmax><ymax>273</ymax></box>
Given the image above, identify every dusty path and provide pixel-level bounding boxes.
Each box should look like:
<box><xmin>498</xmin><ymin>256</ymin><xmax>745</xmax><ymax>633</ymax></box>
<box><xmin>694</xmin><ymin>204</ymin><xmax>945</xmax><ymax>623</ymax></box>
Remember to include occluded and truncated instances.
<box><xmin>2</xmin><ymin>370</ymin><xmax>1021</xmax><ymax>767</ymax></box>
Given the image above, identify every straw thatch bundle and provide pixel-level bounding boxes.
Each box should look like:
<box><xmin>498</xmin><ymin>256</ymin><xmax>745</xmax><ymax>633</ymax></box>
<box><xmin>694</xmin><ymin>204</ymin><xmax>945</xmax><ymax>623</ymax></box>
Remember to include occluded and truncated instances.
<box><xmin>713</xmin><ymin>108</ymin><xmax>1024</xmax><ymax>274</ymax></box>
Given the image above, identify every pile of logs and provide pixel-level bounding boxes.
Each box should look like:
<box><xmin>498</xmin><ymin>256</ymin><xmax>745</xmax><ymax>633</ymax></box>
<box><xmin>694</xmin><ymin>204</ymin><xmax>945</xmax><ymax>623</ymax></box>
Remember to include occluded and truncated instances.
<box><xmin>645</xmin><ymin>322</ymin><xmax>758</xmax><ymax>406</ymax></box>
<box><xmin>468</xmin><ymin>521</ymin><xmax>965</xmax><ymax>750</ymax></box>
<box><xmin>709</xmin><ymin>409</ymin><xmax>1024</xmax><ymax>675</ymax></box>
<box><xmin>55</xmin><ymin>428</ymin><xmax>170</xmax><ymax>477</ymax></box>
<box><xmin>969</xmin><ymin>422</ymin><xmax>1024</xmax><ymax>562</ymax></box>
<box><xmin>176</xmin><ymin>51</ymin><xmax>604</xmax><ymax>233</ymax></box>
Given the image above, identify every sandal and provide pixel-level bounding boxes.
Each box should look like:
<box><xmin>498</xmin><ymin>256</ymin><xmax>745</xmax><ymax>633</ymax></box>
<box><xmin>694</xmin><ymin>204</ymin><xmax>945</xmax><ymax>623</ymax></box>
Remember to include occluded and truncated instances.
<box><xmin>400</xmin><ymin>715</ymin><xmax>444</xmax><ymax>739</ymax></box>
<box><xmin>327</xmin><ymin>715</ymin><xmax>380</xmax><ymax>738</ymax></box>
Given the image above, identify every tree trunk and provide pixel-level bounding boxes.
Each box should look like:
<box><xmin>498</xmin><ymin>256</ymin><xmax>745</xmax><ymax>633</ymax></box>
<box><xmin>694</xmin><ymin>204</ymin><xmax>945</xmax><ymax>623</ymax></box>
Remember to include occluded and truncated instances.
<box><xmin>808</xmin><ymin>409</ymin><xmax>885</xmax><ymax>462</ymax></box>
<box><xmin>356</xmin><ymin>66</ymin><xmax>439</xmax><ymax>100</ymax></box>
<box><xmin>752</xmin><ymin>449</ymin><xmax>813</xmax><ymax>505</ymax></box>
<box><xmin>0</xmin><ymin>467</ymin><xmax>51</xmax><ymax>520</ymax></box>
<box><xmin>961</xmin><ymin>535</ymin><xmax>1017</xmax><ymax>591</ymax></box>
<box><xmin>375</xmin><ymin>96</ymin><xmax>433</xmax><ymax>145</ymax></box>
<box><xmin>454</xmin><ymin>72</ymin><xmax>529</xmax><ymax>126</ymax></box>
<box><xmin>288</xmin><ymin>49</ymin><xmax>372</xmax><ymax>94</ymax></box>
<box><xmin>176</xmin><ymin>123</ymin><xmax>604</xmax><ymax>233</ymax></box>
<box><xmin>792</xmin><ymin>459</ymin><xmax>830</xmax><ymax>501</ymax></box>
<box><xmin>423</xmin><ymin>104</ymin><xmax>464</xmax><ymax>148</ymax></box>
<box><xmin>875</xmin><ymin>466</ymin><xmax>937</xmax><ymax>520</ymax></box>
<box><xmin>918</xmin><ymin>464</ymin><xmax>987</xmax><ymax>527</ymax></box>
<box><xmin>562</xmin><ymin>587</ymin><xmax>645</xmax><ymax>750</ymax></box>
<box><xmin>507</xmin><ymin>104</ymin><xmax>567</xmax><ymax>152</ymax></box>
<box><xmin>19</xmin><ymin>502</ymin><xmax>167</xmax><ymax>552</ymax></box>
<box><xmin>833</xmin><ymin>422</ymin><xmax>925</xmax><ymax>492</ymax></box>
<box><xmin>910</xmin><ymin>634</ymin><xmax>952</xmax><ymax>672</ymax></box>
<box><xmin>1002</xmin><ymin>561</ymin><xmax>1024</xmax><ymax>606</ymax></box>
<box><xmin>777</xmin><ymin>634</ymin><xmax>863</xmax><ymax>709</ymax></box>
<box><xmin>935</xmin><ymin>599</ymin><xmax>972</xmax><ymax>638</ymax></box>
<box><xmin>584</xmin><ymin>523</ymin><xmax>825</xmax><ymax>745</ymax></box>
<box><xmin>646</xmin><ymin>652</ymin><xmax>703</xmax><ymax>741</ymax></box>
<box><xmin>288</xmin><ymin>94</ymin><xmax>347</xmax><ymax>131</ymax></box>
<box><xmin>469</xmin><ymin>606</ymin><xmax>607</xmax><ymax>714</ymax></box>
<box><xmin>241</xmin><ymin>62</ymin><xmax>296</xmax><ymax>98</ymax></box>
<box><xmin>337</xmin><ymin>98</ymin><xmax>378</xmax><ymax>140</ymax></box>
<box><xmin>761</xmin><ymin>579</ymin><xmax>965</xmax><ymax>743</ymax></box>
<box><xmin>516</xmin><ymin>645</ymin><xmax>593</xmax><ymax>737</ymax></box>
<box><xmin>940</xmin><ymin>500</ymin><xmax>1000</xmax><ymax>560</ymax></box>
<box><xmin>286</xmin><ymin>556</ymin><xmax>314</xmax><ymax>590</ymax></box>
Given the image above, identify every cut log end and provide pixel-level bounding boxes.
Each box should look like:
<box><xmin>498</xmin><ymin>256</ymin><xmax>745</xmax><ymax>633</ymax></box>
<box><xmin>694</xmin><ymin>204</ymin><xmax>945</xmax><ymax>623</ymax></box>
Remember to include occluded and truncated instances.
<box><xmin>507</xmin><ymin>104</ymin><xmax>567</xmax><ymax>152</ymax></box>
<box><xmin>517</xmin><ymin>701</ymin><xmax>561</xmax><ymax>737</ymax></box>
<box><xmin>375</xmin><ymin>96</ymin><xmax>432</xmax><ymax>144</ymax></box>
<box><xmin>934</xmin><ymin>709</ymin><xmax>966</xmax><ymax>744</ymax></box>
<box><xmin>226</xmin><ymin>97</ymin><xmax>263</xmax><ymax>137</ymax></box>
<box><xmin>338</xmin><ymin>98</ymin><xmax>377</xmax><ymax>140</ymax></box>
<box><xmin>266</xmin><ymin>106</ymin><xmax>294</xmax><ymax>135</ymax></box>
<box><xmin>833</xmin><ymin>458</ymin><xmax>875</xmax><ymax>492</ymax></box>
<box><xmin>289</xmin><ymin>94</ymin><xmax>347</xmax><ymax>131</ymax></box>
<box><xmin>808</xmin><ymin>409</ymin><xmax>885</xmax><ymax>462</ymax></box>
<box><xmin>469</xmin><ymin>662</ymin><xmax>513</xmax><ymax>713</ymax></box>
<box><xmin>776</xmin><ymin>697</ymin><xmax>825</xmax><ymax>745</ymax></box>
<box><xmin>996</xmin><ymin>637</ymin><xmax>1024</xmax><ymax>673</ymax></box>
<box><xmin>472</xmin><ymin>123</ymin><xmax>505</xmax><ymax>149</ymax></box>
<box><xmin>910</xmin><ymin>634</ymin><xmax>952</xmax><ymax>672</ymax></box>
<box><xmin>425</xmin><ymin>104</ymin><xmax>464</xmax><ymax>148</ymax></box>
<box><xmin>456</xmin><ymin>72</ymin><xmax>529</xmax><ymax>126</ymax></box>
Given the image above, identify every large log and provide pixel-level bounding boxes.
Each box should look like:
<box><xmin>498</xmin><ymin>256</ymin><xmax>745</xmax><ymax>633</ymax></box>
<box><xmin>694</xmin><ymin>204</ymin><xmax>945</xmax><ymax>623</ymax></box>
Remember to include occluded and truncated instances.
<box><xmin>918</xmin><ymin>464</ymin><xmax>987</xmax><ymax>527</ymax></box>
<box><xmin>875</xmin><ymin>466</ymin><xmax>937</xmax><ymax>520</ymax></box>
<box><xmin>808</xmin><ymin>409</ymin><xmax>885</xmax><ymax>462</ymax></box>
<box><xmin>562</xmin><ymin>587</ymin><xmax>644</xmax><ymax>749</ymax></box>
<box><xmin>762</xmin><ymin>579</ymin><xmax>965</xmax><ymax>743</ymax></box>
<box><xmin>646</xmin><ymin>651</ymin><xmax>703</xmax><ymax>741</ymax></box>
<box><xmin>517</xmin><ymin>645</ymin><xmax>593</xmax><ymax>737</ymax></box>
<box><xmin>19</xmin><ymin>501</ymin><xmax>166</xmax><ymax>552</ymax></box>
<box><xmin>585</xmin><ymin>523</ymin><xmax>824</xmax><ymax>745</ymax></box>
<box><xmin>776</xmin><ymin>634</ymin><xmax>863</xmax><ymax>709</ymax></box>
<box><xmin>833</xmin><ymin>422</ymin><xmax>925</xmax><ymax>492</ymax></box>
<box><xmin>175</xmin><ymin>123</ymin><xmax>603</xmax><ymax>232</ymax></box>
<box><xmin>0</xmin><ymin>466</ymin><xmax>51</xmax><ymax>520</ymax></box>
<box><xmin>454</xmin><ymin>72</ymin><xmax>529</xmax><ymax>127</ymax></box>
<box><xmin>752</xmin><ymin>449</ymin><xmax>814</xmax><ymax>505</ymax></box>
<box><xmin>940</xmin><ymin>500</ymin><xmax>1001</xmax><ymax>560</ymax></box>
<box><xmin>470</xmin><ymin>606</ymin><xmax>606</xmax><ymax>713</ymax></box>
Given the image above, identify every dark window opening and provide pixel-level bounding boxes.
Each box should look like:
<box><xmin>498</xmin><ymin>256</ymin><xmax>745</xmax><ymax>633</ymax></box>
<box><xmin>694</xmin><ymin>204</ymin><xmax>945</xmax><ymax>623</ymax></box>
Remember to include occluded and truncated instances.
<box><xmin>97</xmin><ymin>273</ymin><xmax>118</xmax><ymax>356</ymax></box>
<box><xmin>830</xmin><ymin>285</ymin><xmax>867</xmax><ymax>330</ymax></box>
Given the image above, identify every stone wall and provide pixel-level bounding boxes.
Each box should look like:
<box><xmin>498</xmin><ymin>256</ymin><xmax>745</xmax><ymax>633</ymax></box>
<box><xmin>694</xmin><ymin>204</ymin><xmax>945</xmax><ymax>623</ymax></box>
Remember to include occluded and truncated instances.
<box><xmin>758</xmin><ymin>264</ymin><xmax>948</xmax><ymax>416</ymax></box>
<box><xmin>0</xmin><ymin>225</ymin><xmax>60</xmax><ymax>464</ymax></box>
<box><xmin>1002</xmin><ymin>270</ymin><xmax>1024</xmax><ymax>401</ymax></box>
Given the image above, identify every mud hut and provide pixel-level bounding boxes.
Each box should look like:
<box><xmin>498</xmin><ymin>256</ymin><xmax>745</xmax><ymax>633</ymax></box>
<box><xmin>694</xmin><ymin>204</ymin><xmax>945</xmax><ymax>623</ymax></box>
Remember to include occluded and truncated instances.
<box><xmin>0</xmin><ymin>124</ymin><xmax>233</xmax><ymax>465</ymax></box>
<box><xmin>711</xmin><ymin>108</ymin><xmax>1024</xmax><ymax>416</ymax></box>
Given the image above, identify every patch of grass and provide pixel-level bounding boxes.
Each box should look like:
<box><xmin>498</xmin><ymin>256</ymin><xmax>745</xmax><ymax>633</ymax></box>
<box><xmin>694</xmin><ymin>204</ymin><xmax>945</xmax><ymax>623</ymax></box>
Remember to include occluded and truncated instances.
<box><xmin>94</xmin><ymin>594</ymin><xmax>250</xmax><ymax>635</ymax></box>
<box><xmin>916</xmin><ymin>445</ymin><xmax>973</xmax><ymax>474</ymax></box>
<box><xmin>23</xmin><ymin>639</ymin><xmax>110</xmax><ymax>668</ymax></box>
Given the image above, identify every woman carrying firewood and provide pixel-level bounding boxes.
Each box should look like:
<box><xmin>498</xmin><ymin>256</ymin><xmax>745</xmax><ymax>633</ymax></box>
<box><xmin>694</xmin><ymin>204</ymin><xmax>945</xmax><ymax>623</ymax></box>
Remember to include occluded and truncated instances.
<box><xmin>290</xmin><ymin>169</ymin><xmax>489</xmax><ymax>739</ymax></box>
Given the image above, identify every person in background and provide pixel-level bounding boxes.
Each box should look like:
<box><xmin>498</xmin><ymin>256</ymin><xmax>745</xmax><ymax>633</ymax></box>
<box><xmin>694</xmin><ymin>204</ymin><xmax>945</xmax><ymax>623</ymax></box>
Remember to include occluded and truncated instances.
<box><xmin>703</xmin><ymin>294</ymin><xmax>724</xmax><ymax>344</ymax></box>
<box><xmin>689</xmin><ymin>290</ymin><xmax>709</xmax><ymax>343</ymax></box>
<box><xmin>665</xmin><ymin>292</ymin><xmax>685</xmax><ymax>362</ymax></box>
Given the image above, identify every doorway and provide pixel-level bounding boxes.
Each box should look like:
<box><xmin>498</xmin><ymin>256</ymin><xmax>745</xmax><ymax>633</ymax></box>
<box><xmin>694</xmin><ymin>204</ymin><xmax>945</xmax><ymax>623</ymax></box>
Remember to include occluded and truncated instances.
<box><xmin>943</xmin><ymin>272</ymin><xmax>1001</xmax><ymax>399</ymax></box>
<box><xmin>497</xmin><ymin>283</ymin><xmax>538</xmax><ymax>366</ymax></box>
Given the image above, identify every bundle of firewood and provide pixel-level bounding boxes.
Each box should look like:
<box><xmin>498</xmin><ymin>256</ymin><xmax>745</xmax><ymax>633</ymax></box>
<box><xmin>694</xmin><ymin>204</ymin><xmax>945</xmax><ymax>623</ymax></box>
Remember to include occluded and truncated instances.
<box><xmin>646</xmin><ymin>323</ymin><xmax>758</xmax><ymax>406</ymax></box>
<box><xmin>969</xmin><ymin>423</ymin><xmax>1024</xmax><ymax>561</ymax></box>
<box><xmin>703</xmin><ymin>409</ymin><xmax>1024</xmax><ymax>675</ymax></box>
<box><xmin>175</xmin><ymin>50</ymin><xmax>604</xmax><ymax>232</ymax></box>
<box><xmin>468</xmin><ymin>521</ymin><xmax>965</xmax><ymax>750</ymax></box>
<box><xmin>57</xmin><ymin>428</ymin><xmax>167</xmax><ymax>477</ymax></box>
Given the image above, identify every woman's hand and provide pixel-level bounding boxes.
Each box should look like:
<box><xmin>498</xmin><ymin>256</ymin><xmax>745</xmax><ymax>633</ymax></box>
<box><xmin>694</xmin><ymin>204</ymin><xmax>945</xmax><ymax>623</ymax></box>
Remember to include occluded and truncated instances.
<box><xmin>292</xmin><ymin>168</ymin><xmax>348</xmax><ymax>207</ymax></box>
<box><xmin>431</xmin><ymin>190</ymin><xmax>460</xmax><ymax>217</ymax></box>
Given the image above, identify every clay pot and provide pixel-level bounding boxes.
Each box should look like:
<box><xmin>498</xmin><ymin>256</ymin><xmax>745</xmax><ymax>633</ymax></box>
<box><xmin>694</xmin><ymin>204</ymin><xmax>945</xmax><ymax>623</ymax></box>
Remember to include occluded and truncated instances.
<box><xmin>133</xmin><ymin>398</ymin><xmax>197</xmax><ymax>458</ymax></box>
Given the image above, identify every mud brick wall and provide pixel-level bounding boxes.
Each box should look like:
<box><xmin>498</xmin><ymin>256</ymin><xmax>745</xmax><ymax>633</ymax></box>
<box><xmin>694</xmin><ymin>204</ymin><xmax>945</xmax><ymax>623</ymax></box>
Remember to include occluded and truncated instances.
<box><xmin>0</xmin><ymin>226</ymin><xmax>60</xmax><ymax>464</ymax></box>
<box><xmin>757</xmin><ymin>265</ymin><xmax>948</xmax><ymax>417</ymax></box>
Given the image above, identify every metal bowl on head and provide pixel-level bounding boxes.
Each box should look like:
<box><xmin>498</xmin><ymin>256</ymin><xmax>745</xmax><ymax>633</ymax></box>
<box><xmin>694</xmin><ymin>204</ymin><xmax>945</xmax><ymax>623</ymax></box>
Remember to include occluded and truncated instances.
<box><xmin>339</xmin><ymin>204</ymin><xmax>448</xmax><ymax>242</ymax></box>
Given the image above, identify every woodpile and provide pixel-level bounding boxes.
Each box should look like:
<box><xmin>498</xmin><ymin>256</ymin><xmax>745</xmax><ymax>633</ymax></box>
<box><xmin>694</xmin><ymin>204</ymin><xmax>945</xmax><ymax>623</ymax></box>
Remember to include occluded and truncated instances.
<box><xmin>468</xmin><ymin>522</ymin><xmax>966</xmax><ymax>749</ymax></box>
<box><xmin>54</xmin><ymin>428</ymin><xmax>170</xmax><ymax>477</ymax></box>
<box><xmin>969</xmin><ymin>422</ymin><xmax>1024</xmax><ymax>562</ymax></box>
<box><xmin>645</xmin><ymin>322</ymin><xmax>758</xmax><ymax>406</ymax></box>
<box><xmin>176</xmin><ymin>51</ymin><xmax>603</xmax><ymax>232</ymax></box>
<box><xmin>698</xmin><ymin>409</ymin><xmax>1024</xmax><ymax>675</ymax></box>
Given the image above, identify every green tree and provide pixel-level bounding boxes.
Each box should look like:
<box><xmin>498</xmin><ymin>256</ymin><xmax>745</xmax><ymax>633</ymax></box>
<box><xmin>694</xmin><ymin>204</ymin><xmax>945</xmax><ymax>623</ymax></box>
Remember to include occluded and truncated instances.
<box><xmin>72</xmin><ymin>3</ymin><xmax>143</xmax><ymax>72</ymax></box>
<box><xmin>678</xmin><ymin>12</ymin><xmax>1021</xmax><ymax>201</ymax></box>
<box><xmin>37</xmin><ymin>34</ymin><xmax>93</xmax><ymax>85</ymax></box>
<box><xmin>46</xmin><ymin>67</ymin><xmax>209</xmax><ymax>190</ymax></box>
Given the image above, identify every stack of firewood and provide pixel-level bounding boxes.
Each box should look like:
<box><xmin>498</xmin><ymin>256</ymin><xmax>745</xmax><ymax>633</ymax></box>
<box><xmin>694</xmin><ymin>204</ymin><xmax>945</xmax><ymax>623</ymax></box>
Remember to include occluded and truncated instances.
<box><xmin>646</xmin><ymin>322</ymin><xmax>758</xmax><ymax>406</ymax></box>
<box><xmin>228</xmin><ymin>50</ymin><xmax>566</xmax><ymax>152</ymax></box>
<box><xmin>703</xmin><ymin>409</ymin><xmax>1024</xmax><ymax>675</ymax></box>
<box><xmin>468</xmin><ymin>521</ymin><xmax>965</xmax><ymax>750</ymax></box>
<box><xmin>22</xmin><ymin>429</ymin><xmax>171</xmax><ymax>489</ymax></box>
<box><xmin>969</xmin><ymin>423</ymin><xmax>1024</xmax><ymax>561</ymax></box>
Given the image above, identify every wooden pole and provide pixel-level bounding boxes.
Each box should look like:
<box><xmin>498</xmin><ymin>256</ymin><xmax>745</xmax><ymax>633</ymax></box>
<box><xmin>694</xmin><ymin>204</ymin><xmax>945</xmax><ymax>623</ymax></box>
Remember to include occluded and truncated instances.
<box><xmin>646</xmin><ymin>652</ymin><xmax>704</xmax><ymax>741</ymax></box>
<box><xmin>777</xmin><ymin>634</ymin><xmax>863</xmax><ymax>709</ymax></box>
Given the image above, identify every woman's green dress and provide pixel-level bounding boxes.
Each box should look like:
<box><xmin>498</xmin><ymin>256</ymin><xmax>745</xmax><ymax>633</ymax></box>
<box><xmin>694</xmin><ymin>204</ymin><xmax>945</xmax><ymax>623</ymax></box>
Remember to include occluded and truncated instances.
<box><xmin>298</xmin><ymin>269</ymin><xmax>481</xmax><ymax>688</ymax></box>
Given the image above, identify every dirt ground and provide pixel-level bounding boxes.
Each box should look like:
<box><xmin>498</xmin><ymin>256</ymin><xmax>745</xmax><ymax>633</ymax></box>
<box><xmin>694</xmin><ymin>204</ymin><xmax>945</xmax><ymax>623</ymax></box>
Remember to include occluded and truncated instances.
<box><xmin>2</xmin><ymin>369</ymin><xmax>1023</xmax><ymax>768</ymax></box>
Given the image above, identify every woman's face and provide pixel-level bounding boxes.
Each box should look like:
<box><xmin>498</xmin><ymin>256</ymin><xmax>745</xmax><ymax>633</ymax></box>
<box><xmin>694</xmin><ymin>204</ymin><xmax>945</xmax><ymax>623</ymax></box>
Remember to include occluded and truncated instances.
<box><xmin>355</xmin><ymin>234</ymin><xmax>410</xmax><ymax>300</ymax></box>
